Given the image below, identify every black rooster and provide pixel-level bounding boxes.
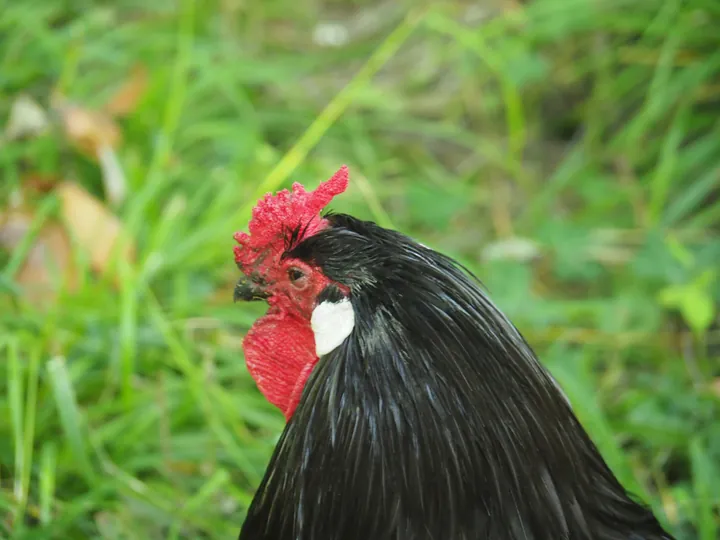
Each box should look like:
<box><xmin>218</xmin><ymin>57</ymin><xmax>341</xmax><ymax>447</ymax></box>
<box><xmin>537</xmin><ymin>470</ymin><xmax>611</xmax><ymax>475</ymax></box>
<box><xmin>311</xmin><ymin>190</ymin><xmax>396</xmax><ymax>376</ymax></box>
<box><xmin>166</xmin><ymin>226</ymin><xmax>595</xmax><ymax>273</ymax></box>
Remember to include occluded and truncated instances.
<box><xmin>233</xmin><ymin>166</ymin><xmax>674</xmax><ymax>540</ymax></box>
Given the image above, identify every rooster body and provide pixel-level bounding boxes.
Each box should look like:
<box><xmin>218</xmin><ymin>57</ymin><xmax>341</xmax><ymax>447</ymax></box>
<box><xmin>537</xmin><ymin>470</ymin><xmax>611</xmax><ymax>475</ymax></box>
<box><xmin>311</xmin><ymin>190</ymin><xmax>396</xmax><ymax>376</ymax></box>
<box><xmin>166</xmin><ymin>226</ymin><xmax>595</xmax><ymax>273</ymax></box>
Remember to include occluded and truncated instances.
<box><xmin>233</xmin><ymin>167</ymin><xmax>674</xmax><ymax>540</ymax></box>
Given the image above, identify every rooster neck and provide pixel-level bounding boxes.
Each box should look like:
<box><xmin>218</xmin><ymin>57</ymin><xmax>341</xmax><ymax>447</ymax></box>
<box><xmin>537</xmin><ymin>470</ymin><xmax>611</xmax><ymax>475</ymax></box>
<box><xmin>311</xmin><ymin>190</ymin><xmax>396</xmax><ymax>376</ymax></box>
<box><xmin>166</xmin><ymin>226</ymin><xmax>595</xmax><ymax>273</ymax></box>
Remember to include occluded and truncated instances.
<box><xmin>239</xmin><ymin>214</ymin><xmax>673</xmax><ymax>540</ymax></box>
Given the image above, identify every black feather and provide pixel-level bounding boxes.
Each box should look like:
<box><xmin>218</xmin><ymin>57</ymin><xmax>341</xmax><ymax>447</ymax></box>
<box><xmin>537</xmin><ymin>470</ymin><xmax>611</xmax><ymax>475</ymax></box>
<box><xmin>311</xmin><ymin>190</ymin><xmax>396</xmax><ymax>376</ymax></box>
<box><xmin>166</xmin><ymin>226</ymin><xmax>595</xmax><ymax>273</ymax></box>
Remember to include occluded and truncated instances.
<box><xmin>239</xmin><ymin>214</ymin><xmax>674</xmax><ymax>540</ymax></box>
<box><xmin>316</xmin><ymin>283</ymin><xmax>346</xmax><ymax>304</ymax></box>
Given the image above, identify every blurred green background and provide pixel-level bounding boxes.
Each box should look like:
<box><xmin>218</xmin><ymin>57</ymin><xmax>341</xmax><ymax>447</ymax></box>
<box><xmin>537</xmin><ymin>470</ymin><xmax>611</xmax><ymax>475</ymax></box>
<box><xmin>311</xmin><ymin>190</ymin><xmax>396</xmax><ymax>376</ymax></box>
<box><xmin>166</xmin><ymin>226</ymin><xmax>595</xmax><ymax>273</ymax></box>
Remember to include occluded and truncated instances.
<box><xmin>1</xmin><ymin>0</ymin><xmax>719</xmax><ymax>538</ymax></box>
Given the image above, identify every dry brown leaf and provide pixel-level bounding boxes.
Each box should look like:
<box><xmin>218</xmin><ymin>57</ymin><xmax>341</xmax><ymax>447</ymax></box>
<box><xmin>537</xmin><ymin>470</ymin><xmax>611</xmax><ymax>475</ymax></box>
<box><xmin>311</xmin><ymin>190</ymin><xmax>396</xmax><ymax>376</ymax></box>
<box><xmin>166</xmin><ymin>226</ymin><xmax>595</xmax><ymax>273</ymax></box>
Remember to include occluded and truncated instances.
<box><xmin>0</xmin><ymin>211</ymin><xmax>76</xmax><ymax>305</ymax></box>
<box><xmin>23</xmin><ymin>173</ymin><xmax>61</xmax><ymax>194</ymax></box>
<box><xmin>52</xmin><ymin>66</ymin><xmax>145</xmax><ymax>207</ymax></box>
<box><xmin>54</xmin><ymin>95</ymin><xmax>127</xmax><ymax>205</ymax></box>
<box><xmin>55</xmin><ymin>181</ymin><xmax>135</xmax><ymax>275</ymax></box>
<box><xmin>3</xmin><ymin>95</ymin><xmax>49</xmax><ymax>141</ymax></box>
<box><xmin>711</xmin><ymin>378</ymin><xmax>720</xmax><ymax>398</ymax></box>
<box><xmin>58</xmin><ymin>102</ymin><xmax>121</xmax><ymax>156</ymax></box>
<box><xmin>104</xmin><ymin>65</ymin><xmax>149</xmax><ymax>117</ymax></box>
<box><xmin>54</xmin><ymin>65</ymin><xmax>147</xmax><ymax>153</ymax></box>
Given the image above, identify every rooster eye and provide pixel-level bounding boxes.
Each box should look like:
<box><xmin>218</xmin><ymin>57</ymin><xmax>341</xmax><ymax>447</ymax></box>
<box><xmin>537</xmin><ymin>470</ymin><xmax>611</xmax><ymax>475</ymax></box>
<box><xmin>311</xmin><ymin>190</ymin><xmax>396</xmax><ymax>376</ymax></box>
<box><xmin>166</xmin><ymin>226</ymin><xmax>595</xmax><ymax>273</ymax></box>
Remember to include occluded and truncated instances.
<box><xmin>288</xmin><ymin>267</ymin><xmax>306</xmax><ymax>283</ymax></box>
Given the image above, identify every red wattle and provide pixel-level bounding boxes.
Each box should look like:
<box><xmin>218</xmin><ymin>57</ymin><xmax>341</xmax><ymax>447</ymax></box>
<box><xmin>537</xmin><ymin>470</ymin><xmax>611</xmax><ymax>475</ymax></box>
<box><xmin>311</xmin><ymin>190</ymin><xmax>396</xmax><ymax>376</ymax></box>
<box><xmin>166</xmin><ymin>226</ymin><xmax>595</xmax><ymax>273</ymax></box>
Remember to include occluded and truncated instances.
<box><xmin>243</xmin><ymin>312</ymin><xmax>318</xmax><ymax>420</ymax></box>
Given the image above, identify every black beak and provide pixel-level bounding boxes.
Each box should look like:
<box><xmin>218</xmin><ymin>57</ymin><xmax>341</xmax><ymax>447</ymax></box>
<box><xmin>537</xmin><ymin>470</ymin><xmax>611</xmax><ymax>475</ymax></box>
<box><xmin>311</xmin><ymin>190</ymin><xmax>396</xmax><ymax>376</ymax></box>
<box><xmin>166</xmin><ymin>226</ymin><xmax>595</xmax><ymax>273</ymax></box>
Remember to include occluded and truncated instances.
<box><xmin>234</xmin><ymin>276</ymin><xmax>270</xmax><ymax>302</ymax></box>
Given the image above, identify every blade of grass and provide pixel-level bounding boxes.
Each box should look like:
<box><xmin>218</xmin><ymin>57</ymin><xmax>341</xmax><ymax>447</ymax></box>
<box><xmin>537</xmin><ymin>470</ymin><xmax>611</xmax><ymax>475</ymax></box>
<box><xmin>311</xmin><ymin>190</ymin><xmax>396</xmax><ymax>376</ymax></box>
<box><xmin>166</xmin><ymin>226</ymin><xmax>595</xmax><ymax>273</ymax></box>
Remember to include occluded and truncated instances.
<box><xmin>7</xmin><ymin>338</ymin><xmax>23</xmax><ymax>517</ymax></box>
<box><xmin>663</xmin><ymin>165</ymin><xmax>720</xmax><ymax>228</ymax></box>
<box><xmin>39</xmin><ymin>443</ymin><xmax>57</xmax><ymax>526</ymax></box>
<box><xmin>232</xmin><ymin>7</ymin><xmax>427</xmax><ymax>224</ymax></box>
<box><xmin>118</xmin><ymin>258</ymin><xmax>139</xmax><ymax>408</ymax></box>
<box><xmin>689</xmin><ymin>194</ymin><xmax>720</xmax><ymax>229</ymax></box>
<box><xmin>648</xmin><ymin>100</ymin><xmax>691</xmax><ymax>225</ymax></box>
<box><xmin>353</xmin><ymin>171</ymin><xmax>396</xmax><ymax>230</ymax></box>
<box><xmin>424</xmin><ymin>13</ymin><xmax>527</xmax><ymax>177</ymax></box>
<box><xmin>16</xmin><ymin>344</ymin><xmax>41</xmax><ymax>532</ymax></box>
<box><xmin>343</xmin><ymin>115</ymin><xmax>395</xmax><ymax>229</ymax></box>
<box><xmin>167</xmin><ymin>468</ymin><xmax>230</xmax><ymax>540</ymax></box>
<box><xmin>46</xmin><ymin>356</ymin><xmax>96</xmax><ymax>482</ymax></box>
<box><xmin>614</xmin><ymin>50</ymin><xmax>720</xmax><ymax>154</ymax></box>
<box><xmin>690</xmin><ymin>437</ymin><xmax>719</xmax><ymax>540</ymax></box>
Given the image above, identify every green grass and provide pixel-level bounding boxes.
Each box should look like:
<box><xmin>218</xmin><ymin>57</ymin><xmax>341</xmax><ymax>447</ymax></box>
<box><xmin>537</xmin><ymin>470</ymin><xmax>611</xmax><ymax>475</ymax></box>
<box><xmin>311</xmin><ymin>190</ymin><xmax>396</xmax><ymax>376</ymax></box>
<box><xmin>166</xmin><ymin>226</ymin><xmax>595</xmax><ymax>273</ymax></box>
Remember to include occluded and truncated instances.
<box><xmin>1</xmin><ymin>0</ymin><xmax>719</xmax><ymax>538</ymax></box>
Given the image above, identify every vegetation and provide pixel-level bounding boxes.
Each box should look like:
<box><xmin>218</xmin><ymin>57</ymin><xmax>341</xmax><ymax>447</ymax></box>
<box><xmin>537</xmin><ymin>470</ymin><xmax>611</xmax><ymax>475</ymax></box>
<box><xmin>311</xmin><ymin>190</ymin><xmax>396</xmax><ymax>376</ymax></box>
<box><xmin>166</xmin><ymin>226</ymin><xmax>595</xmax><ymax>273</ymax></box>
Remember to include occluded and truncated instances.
<box><xmin>1</xmin><ymin>0</ymin><xmax>718</xmax><ymax>537</ymax></box>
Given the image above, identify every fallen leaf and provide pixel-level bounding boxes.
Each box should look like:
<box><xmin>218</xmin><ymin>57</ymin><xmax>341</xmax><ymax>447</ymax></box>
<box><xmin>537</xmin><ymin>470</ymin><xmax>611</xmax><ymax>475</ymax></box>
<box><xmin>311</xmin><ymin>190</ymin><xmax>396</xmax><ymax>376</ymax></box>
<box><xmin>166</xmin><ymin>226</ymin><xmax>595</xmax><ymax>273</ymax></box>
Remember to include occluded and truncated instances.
<box><xmin>51</xmin><ymin>65</ymin><xmax>145</xmax><ymax>207</ymax></box>
<box><xmin>55</xmin><ymin>181</ymin><xmax>135</xmax><ymax>275</ymax></box>
<box><xmin>4</xmin><ymin>95</ymin><xmax>49</xmax><ymax>141</ymax></box>
<box><xmin>57</xmin><ymin>100</ymin><xmax>121</xmax><ymax>156</ymax></box>
<box><xmin>0</xmin><ymin>211</ymin><xmax>76</xmax><ymax>305</ymax></box>
<box><xmin>54</xmin><ymin>96</ymin><xmax>127</xmax><ymax>205</ymax></box>
<box><xmin>23</xmin><ymin>173</ymin><xmax>60</xmax><ymax>194</ymax></box>
<box><xmin>711</xmin><ymin>379</ymin><xmax>720</xmax><ymax>398</ymax></box>
<box><xmin>104</xmin><ymin>65</ymin><xmax>148</xmax><ymax>117</ymax></box>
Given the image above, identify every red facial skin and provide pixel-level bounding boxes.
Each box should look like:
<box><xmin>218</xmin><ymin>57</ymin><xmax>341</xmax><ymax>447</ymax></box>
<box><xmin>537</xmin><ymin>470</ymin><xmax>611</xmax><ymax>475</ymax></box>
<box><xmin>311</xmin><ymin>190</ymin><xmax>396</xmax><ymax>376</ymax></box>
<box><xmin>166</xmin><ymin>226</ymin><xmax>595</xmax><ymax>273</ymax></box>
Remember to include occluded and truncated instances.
<box><xmin>242</xmin><ymin>258</ymin><xmax>334</xmax><ymax>419</ymax></box>
<box><xmin>234</xmin><ymin>166</ymin><xmax>349</xmax><ymax>420</ymax></box>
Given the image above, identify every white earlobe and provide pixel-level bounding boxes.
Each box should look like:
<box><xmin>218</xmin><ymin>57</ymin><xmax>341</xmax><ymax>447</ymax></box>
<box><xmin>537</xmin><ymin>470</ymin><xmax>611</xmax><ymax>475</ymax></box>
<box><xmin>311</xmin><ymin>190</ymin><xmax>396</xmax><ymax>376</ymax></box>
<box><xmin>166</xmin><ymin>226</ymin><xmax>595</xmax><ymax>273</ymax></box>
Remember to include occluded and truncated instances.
<box><xmin>311</xmin><ymin>298</ymin><xmax>355</xmax><ymax>356</ymax></box>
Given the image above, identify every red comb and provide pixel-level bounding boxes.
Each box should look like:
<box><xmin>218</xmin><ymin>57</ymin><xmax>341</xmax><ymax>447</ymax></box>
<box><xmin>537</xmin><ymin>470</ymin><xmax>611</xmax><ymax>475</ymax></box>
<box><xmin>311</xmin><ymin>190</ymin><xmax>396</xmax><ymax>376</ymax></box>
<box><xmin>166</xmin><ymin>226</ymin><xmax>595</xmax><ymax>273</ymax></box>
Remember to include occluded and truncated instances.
<box><xmin>234</xmin><ymin>165</ymin><xmax>349</xmax><ymax>271</ymax></box>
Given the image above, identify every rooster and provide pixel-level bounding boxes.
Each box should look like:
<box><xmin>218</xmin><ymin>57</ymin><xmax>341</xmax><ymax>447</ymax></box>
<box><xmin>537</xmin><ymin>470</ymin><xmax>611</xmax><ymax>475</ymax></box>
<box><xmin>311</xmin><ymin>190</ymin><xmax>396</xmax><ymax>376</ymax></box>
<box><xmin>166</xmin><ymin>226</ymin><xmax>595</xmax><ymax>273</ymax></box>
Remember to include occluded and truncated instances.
<box><xmin>233</xmin><ymin>166</ymin><xmax>674</xmax><ymax>540</ymax></box>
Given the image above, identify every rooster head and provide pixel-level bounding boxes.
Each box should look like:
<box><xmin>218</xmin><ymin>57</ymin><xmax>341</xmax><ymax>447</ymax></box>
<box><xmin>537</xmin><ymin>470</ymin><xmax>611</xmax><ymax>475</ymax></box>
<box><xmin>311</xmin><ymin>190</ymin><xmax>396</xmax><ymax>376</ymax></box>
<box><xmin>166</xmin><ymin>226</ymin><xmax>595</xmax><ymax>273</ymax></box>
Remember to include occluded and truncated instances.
<box><xmin>233</xmin><ymin>166</ymin><xmax>352</xmax><ymax>419</ymax></box>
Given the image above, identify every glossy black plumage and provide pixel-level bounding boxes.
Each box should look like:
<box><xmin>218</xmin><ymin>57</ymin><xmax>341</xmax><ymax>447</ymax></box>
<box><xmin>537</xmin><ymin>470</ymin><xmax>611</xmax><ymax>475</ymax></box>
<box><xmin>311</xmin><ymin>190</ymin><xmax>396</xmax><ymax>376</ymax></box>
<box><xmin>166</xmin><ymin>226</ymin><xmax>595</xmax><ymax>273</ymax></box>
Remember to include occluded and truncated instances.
<box><xmin>239</xmin><ymin>213</ymin><xmax>674</xmax><ymax>540</ymax></box>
